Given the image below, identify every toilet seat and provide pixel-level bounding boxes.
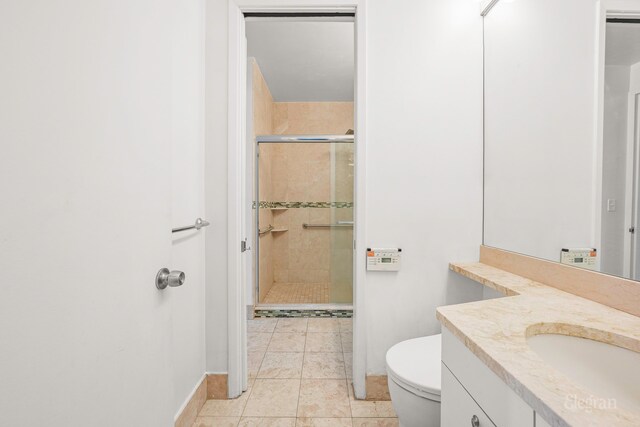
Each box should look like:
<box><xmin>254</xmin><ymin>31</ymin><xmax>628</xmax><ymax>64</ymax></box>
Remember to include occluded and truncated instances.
<box><xmin>386</xmin><ymin>334</ymin><xmax>442</xmax><ymax>402</ymax></box>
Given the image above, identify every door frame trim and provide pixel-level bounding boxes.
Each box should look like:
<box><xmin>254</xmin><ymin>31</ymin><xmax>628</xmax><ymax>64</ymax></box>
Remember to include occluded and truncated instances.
<box><xmin>623</xmin><ymin>92</ymin><xmax>640</xmax><ymax>277</ymax></box>
<box><xmin>227</xmin><ymin>0</ymin><xmax>368</xmax><ymax>399</ymax></box>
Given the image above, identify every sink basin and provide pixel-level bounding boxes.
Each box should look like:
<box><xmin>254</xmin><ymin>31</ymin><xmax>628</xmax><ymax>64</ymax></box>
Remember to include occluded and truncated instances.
<box><xmin>527</xmin><ymin>333</ymin><xmax>640</xmax><ymax>413</ymax></box>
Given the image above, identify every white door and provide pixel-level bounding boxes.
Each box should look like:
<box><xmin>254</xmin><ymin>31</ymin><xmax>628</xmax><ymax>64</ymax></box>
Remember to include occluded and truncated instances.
<box><xmin>1</xmin><ymin>1</ymin><xmax>176</xmax><ymax>425</ymax></box>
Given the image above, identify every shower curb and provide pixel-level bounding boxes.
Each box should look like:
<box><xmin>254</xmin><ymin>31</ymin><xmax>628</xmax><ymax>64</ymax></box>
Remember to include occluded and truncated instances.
<box><xmin>253</xmin><ymin>309</ymin><xmax>353</xmax><ymax>318</ymax></box>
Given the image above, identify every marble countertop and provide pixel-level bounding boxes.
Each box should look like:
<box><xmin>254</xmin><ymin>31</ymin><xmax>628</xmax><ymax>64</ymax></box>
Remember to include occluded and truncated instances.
<box><xmin>438</xmin><ymin>262</ymin><xmax>640</xmax><ymax>427</ymax></box>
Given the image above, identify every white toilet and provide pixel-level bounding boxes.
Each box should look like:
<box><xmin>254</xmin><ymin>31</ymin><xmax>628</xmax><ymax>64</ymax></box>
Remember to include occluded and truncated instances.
<box><xmin>386</xmin><ymin>334</ymin><xmax>442</xmax><ymax>427</ymax></box>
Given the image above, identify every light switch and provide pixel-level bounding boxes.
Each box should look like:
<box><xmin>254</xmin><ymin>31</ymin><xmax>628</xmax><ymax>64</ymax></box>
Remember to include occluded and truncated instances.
<box><xmin>607</xmin><ymin>199</ymin><xmax>616</xmax><ymax>212</ymax></box>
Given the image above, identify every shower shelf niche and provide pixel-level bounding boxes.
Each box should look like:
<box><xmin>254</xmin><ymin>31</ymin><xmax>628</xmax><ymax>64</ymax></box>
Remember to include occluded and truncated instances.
<box><xmin>258</xmin><ymin>224</ymin><xmax>288</xmax><ymax>236</ymax></box>
<box><xmin>270</xmin><ymin>207</ymin><xmax>288</xmax><ymax>211</ymax></box>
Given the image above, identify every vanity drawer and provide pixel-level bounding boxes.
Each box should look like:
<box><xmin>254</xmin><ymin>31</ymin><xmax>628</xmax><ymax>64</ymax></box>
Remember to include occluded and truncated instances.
<box><xmin>442</xmin><ymin>362</ymin><xmax>496</xmax><ymax>427</ymax></box>
<box><xmin>442</xmin><ymin>329</ymin><xmax>534</xmax><ymax>427</ymax></box>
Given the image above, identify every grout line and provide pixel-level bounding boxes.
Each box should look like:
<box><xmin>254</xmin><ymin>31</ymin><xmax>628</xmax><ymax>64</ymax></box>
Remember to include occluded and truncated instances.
<box><xmin>300</xmin><ymin>318</ymin><xmax>309</xmax><ymax>397</ymax></box>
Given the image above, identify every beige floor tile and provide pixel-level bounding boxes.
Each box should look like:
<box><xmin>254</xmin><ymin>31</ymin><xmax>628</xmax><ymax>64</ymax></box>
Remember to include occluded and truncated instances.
<box><xmin>351</xmin><ymin>419</ymin><xmax>398</xmax><ymax>427</ymax></box>
<box><xmin>192</xmin><ymin>416</ymin><xmax>240</xmax><ymax>427</ymax></box>
<box><xmin>307</xmin><ymin>318</ymin><xmax>340</xmax><ymax>332</ymax></box>
<box><xmin>296</xmin><ymin>418</ymin><xmax>353</xmax><ymax>427</ymax></box>
<box><xmin>347</xmin><ymin>385</ymin><xmax>396</xmax><ymax>418</ymax></box>
<box><xmin>263</xmin><ymin>282</ymin><xmax>330</xmax><ymax>304</ymax></box>
<box><xmin>343</xmin><ymin>352</ymin><xmax>353</xmax><ymax>379</ymax></box>
<box><xmin>305</xmin><ymin>333</ymin><xmax>342</xmax><ymax>353</ymax></box>
<box><xmin>243</xmin><ymin>379</ymin><xmax>300</xmax><ymax>417</ymax></box>
<box><xmin>248</xmin><ymin>319</ymin><xmax>278</xmax><ymax>333</ymax></box>
<box><xmin>248</xmin><ymin>332</ymin><xmax>272</xmax><ymax>353</ymax></box>
<box><xmin>248</xmin><ymin>352</ymin><xmax>266</xmax><ymax>378</ymax></box>
<box><xmin>340</xmin><ymin>332</ymin><xmax>352</xmax><ymax>352</ymax></box>
<box><xmin>349</xmin><ymin>400</ymin><xmax>396</xmax><ymax>418</ymax></box>
<box><xmin>297</xmin><ymin>379</ymin><xmax>351</xmax><ymax>418</ymax></box>
<box><xmin>302</xmin><ymin>352</ymin><xmax>346</xmax><ymax>379</ymax></box>
<box><xmin>199</xmin><ymin>394</ymin><xmax>250</xmax><ymax>417</ymax></box>
<box><xmin>238</xmin><ymin>417</ymin><xmax>296</xmax><ymax>427</ymax></box>
<box><xmin>258</xmin><ymin>352</ymin><xmax>304</xmax><ymax>379</ymax></box>
<box><xmin>338</xmin><ymin>318</ymin><xmax>353</xmax><ymax>332</ymax></box>
<box><xmin>275</xmin><ymin>318</ymin><xmax>308</xmax><ymax>333</ymax></box>
<box><xmin>268</xmin><ymin>333</ymin><xmax>306</xmax><ymax>352</ymax></box>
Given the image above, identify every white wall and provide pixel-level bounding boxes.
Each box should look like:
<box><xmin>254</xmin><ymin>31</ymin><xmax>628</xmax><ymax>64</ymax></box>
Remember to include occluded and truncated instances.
<box><xmin>246</xmin><ymin>21</ymin><xmax>355</xmax><ymax>102</ymax></box>
<box><xmin>205</xmin><ymin>0</ymin><xmax>484</xmax><ymax>376</ymax></box>
<box><xmin>0</xmin><ymin>1</ymin><xmax>205</xmax><ymax>425</ymax></box>
<box><xmin>483</xmin><ymin>0</ymin><xmax>598</xmax><ymax>262</ymax></box>
<box><xmin>601</xmin><ymin>65</ymin><xmax>630</xmax><ymax>276</ymax></box>
<box><xmin>363</xmin><ymin>0</ymin><xmax>484</xmax><ymax>374</ymax></box>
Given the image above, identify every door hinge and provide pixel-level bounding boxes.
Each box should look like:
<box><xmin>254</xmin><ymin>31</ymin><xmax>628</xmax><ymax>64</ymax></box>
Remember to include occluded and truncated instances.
<box><xmin>241</xmin><ymin>238</ymin><xmax>251</xmax><ymax>252</ymax></box>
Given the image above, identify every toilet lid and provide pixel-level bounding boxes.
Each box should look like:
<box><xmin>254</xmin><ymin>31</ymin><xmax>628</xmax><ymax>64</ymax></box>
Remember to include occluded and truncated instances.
<box><xmin>385</xmin><ymin>334</ymin><xmax>442</xmax><ymax>398</ymax></box>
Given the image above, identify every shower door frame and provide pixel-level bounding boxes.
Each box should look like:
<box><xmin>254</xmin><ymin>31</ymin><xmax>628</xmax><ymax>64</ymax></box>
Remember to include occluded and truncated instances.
<box><xmin>226</xmin><ymin>0</ymin><xmax>368</xmax><ymax>400</ymax></box>
<box><xmin>255</xmin><ymin>135</ymin><xmax>355</xmax><ymax>308</ymax></box>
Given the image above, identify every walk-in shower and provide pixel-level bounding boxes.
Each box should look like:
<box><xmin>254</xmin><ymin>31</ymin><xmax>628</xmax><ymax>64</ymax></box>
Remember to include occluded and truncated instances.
<box><xmin>255</xmin><ymin>135</ymin><xmax>354</xmax><ymax>306</ymax></box>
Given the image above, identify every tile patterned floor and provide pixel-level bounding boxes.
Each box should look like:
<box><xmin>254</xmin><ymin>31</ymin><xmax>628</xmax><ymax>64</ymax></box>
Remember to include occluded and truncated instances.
<box><xmin>263</xmin><ymin>283</ymin><xmax>330</xmax><ymax>304</ymax></box>
<box><xmin>193</xmin><ymin>318</ymin><xmax>398</xmax><ymax>427</ymax></box>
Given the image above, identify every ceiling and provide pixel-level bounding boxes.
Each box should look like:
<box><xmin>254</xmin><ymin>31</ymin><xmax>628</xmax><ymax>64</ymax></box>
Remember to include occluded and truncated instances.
<box><xmin>246</xmin><ymin>20</ymin><xmax>354</xmax><ymax>102</ymax></box>
<box><xmin>606</xmin><ymin>23</ymin><xmax>640</xmax><ymax>66</ymax></box>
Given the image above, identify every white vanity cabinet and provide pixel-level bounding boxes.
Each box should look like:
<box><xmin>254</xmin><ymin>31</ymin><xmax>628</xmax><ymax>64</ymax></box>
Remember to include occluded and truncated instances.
<box><xmin>441</xmin><ymin>329</ymin><xmax>542</xmax><ymax>427</ymax></box>
<box><xmin>442</xmin><ymin>365</ymin><xmax>496</xmax><ymax>427</ymax></box>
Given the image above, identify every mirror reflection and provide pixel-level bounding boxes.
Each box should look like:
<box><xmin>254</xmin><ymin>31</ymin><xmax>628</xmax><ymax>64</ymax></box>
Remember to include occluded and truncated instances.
<box><xmin>483</xmin><ymin>0</ymin><xmax>640</xmax><ymax>280</ymax></box>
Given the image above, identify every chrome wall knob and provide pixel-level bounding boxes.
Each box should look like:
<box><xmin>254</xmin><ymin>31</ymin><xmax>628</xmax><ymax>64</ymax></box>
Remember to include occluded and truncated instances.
<box><xmin>471</xmin><ymin>415</ymin><xmax>480</xmax><ymax>427</ymax></box>
<box><xmin>156</xmin><ymin>268</ymin><xmax>186</xmax><ymax>290</ymax></box>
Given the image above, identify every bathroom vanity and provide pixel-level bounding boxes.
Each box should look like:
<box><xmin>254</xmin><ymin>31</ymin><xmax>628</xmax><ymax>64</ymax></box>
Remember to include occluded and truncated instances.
<box><xmin>438</xmin><ymin>249</ymin><xmax>640</xmax><ymax>427</ymax></box>
<box><xmin>452</xmin><ymin>1</ymin><xmax>640</xmax><ymax>425</ymax></box>
<box><xmin>441</xmin><ymin>329</ymin><xmax>549</xmax><ymax>427</ymax></box>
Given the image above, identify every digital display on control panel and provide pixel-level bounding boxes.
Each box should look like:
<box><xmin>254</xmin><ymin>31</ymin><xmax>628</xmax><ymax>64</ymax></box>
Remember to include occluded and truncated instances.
<box><xmin>560</xmin><ymin>248</ymin><xmax>597</xmax><ymax>271</ymax></box>
<box><xmin>381</xmin><ymin>258</ymin><xmax>391</xmax><ymax>263</ymax></box>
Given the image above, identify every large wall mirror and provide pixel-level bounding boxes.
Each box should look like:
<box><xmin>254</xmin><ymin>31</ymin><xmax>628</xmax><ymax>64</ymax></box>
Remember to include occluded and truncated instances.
<box><xmin>483</xmin><ymin>0</ymin><xmax>640</xmax><ymax>280</ymax></box>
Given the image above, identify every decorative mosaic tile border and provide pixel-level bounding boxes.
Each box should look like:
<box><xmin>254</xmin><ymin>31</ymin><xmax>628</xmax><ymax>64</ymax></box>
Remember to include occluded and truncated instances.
<box><xmin>254</xmin><ymin>201</ymin><xmax>354</xmax><ymax>209</ymax></box>
<box><xmin>254</xmin><ymin>309</ymin><xmax>353</xmax><ymax>318</ymax></box>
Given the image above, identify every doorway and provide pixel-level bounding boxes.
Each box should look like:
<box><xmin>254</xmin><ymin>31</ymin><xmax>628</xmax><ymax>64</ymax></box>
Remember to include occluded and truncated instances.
<box><xmin>246</xmin><ymin>18</ymin><xmax>355</xmax><ymax>309</ymax></box>
<box><xmin>227</xmin><ymin>2</ymin><xmax>366</xmax><ymax>400</ymax></box>
<box><xmin>600</xmin><ymin>18</ymin><xmax>640</xmax><ymax>278</ymax></box>
<box><xmin>626</xmin><ymin>92</ymin><xmax>640</xmax><ymax>278</ymax></box>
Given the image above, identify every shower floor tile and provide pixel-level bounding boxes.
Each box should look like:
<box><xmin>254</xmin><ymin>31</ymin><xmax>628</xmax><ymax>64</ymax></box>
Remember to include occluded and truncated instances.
<box><xmin>263</xmin><ymin>282</ymin><xmax>330</xmax><ymax>304</ymax></box>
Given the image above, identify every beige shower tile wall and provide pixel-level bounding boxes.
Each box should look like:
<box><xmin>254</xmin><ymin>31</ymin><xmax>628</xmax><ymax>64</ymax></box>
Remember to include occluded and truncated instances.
<box><xmin>254</xmin><ymin>60</ymin><xmax>354</xmax><ymax>298</ymax></box>
<box><xmin>271</xmin><ymin>103</ymin><xmax>354</xmax><ymax>290</ymax></box>
<box><xmin>272</xmin><ymin>102</ymin><xmax>354</xmax><ymax>135</ymax></box>
<box><xmin>271</xmin><ymin>208</ymin><xmax>332</xmax><ymax>284</ymax></box>
<box><xmin>252</xmin><ymin>60</ymin><xmax>274</xmax><ymax>302</ymax></box>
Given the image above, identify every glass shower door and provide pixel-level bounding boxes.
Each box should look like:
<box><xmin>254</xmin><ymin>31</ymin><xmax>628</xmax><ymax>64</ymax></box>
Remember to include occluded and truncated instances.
<box><xmin>256</xmin><ymin>136</ymin><xmax>354</xmax><ymax>305</ymax></box>
<box><xmin>329</xmin><ymin>142</ymin><xmax>354</xmax><ymax>304</ymax></box>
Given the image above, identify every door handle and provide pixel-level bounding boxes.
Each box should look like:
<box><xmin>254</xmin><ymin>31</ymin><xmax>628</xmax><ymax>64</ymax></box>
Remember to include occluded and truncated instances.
<box><xmin>156</xmin><ymin>268</ymin><xmax>186</xmax><ymax>290</ymax></box>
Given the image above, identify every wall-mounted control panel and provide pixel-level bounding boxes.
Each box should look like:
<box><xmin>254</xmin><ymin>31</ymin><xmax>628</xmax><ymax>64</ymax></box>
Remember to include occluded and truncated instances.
<box><xmin>366</xmin><ymin>248</ymin><xmax>401</xmax><ymax>271</ymax></box>
<box><xmin>560</xmin><ymin>248</ymin><xmax>597</xmax><ymax>270</ymax></box>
